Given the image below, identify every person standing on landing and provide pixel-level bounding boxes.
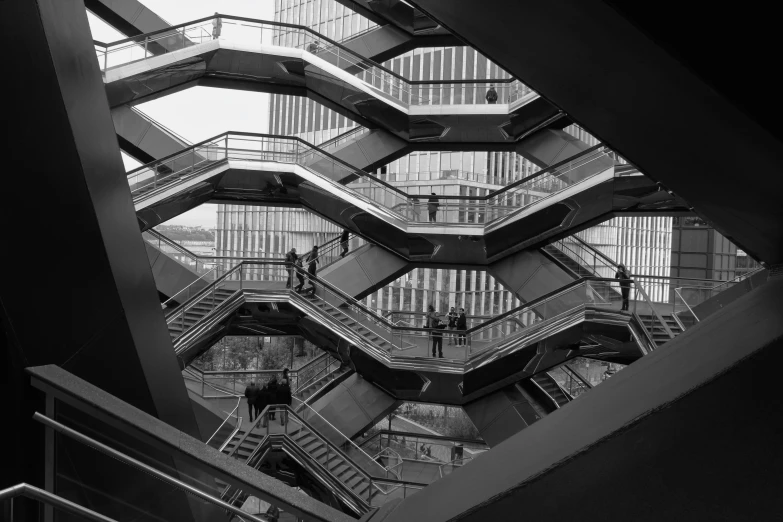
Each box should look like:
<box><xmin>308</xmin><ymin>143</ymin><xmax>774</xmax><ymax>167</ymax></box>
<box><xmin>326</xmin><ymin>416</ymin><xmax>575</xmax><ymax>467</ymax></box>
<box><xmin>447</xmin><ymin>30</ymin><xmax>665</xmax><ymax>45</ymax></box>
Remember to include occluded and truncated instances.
<box><xmin>485</xmin><ymin>84</ymin><xmax>498</xmax><ymax>104</ymax></box>
<box><xmin>285</xmin><ymin>247</ymin><xmax>297</xmax><ymax>289</ymax></box>
<box><xmin>456</xmin><ymin>307</ymin><xmax>467</xmax><ymax>346</ymax></box>
<box><xmin>212</xmin><ymin>13</ymin><xmax>222</xmax><ymax>39</ymax></box>
<box><xmin>615</xmin><ymin>263</ymin><xmax>632</xmax><ymax>311</ymax></box>
<box><xmin>244</xmin><ymin>381</ymin><xmax>257</xmax><ymax>422</ymax></box>
<box><xmin>427</xmin><ymin>193</ymin><xmax>439</xmax><ymax>222</ymax></box>
<box><xmin>447</xmin><ymin>306</ymin><xmax>458</xmax><ymax>346</ymax></box>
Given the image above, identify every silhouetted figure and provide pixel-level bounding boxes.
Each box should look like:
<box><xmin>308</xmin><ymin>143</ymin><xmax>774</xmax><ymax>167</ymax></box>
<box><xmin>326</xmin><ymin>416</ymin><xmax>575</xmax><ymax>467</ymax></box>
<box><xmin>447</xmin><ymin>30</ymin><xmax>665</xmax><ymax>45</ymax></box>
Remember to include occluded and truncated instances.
<box><xmin>306</xmin><ymin>245</ymin><xmax>319</xmax><ymax>294</ymax></box>
<box><xmin>278</xmin><ymin>369</ymin><xmax>293</xmax><ymax>425</ymax></box>
<box><xmin>615</xmin><ymin>263</ymin><xmax>632</xmax><ymax>311</ymax></box>
<box><xmin>427</xmin><ymin>305</ymin><xmax>443</xmax><ymax>358</ymax></box>
<box><xmin>266</xmin><ymin>378</ymin><xmax>279</xmax><ymax>421</ymax></box>
<box><xmin>253</xmin><ymin>383</ymin><xmax>267</xmax><ymax>425</ymax></box>
<box><xmin>212</xmin><ymin>13</ymin><xmax>222</xmax><ymax>39</ymax></box>
<box><xmin>456</xmin><ymin>307</ymin><xmax>467</xmax><ymax>346</ymax></box>
<box><xmin>447</xmin><ymin>307</ymin><xmax>458</xmax><ymax>346</ymax></box>
<box><xmin>244</xmin><ymin>381</ymin><xmax>257</xmax><ymax>422</ymax></box>
<box><xmin>307</xmin><ymin>41</ymin><xmax>320</xmax><ymax>53</ymax></box>
<box><xmin>294</xmin><ymin>256</ymin><xmax>306</xmax><ymax>292</ymax></box>
<box><xmin>427</xmin><ymin>193</ymin><xmax>439</xmax><ymax>222</ymax></box>
<box><xmin>486</xmin><ymin>84</ymin><xmax>498</xmax><ymax>104</ymax></box>
<box><xmin>340</xmin><ymin>229</ymin><xmax>350</xmax><ymax>258</ymax></box>
<box><xmin>285</xmin><ymin>247</ymin><xmax>298</xmax><ymax>288</ymax></box>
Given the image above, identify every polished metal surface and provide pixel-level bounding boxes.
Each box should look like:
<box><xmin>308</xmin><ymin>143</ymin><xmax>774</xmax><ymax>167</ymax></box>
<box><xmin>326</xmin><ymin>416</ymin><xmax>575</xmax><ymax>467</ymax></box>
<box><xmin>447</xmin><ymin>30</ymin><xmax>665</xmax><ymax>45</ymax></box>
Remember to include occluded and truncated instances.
<box><xmin>0</xmin><ymin>483</ymin><xmax>120</xmax><ymax>522</ymax></box>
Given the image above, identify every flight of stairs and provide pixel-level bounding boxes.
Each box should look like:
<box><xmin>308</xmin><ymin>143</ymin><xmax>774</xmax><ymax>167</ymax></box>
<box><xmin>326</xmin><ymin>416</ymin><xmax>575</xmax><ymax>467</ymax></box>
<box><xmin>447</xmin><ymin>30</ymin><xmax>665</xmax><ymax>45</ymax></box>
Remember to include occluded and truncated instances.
<box><xmin>302</xmin><ymin>294</ymin><xmax>394</xmax><ymax>353</ymax></box>
<box><xmin>530</xmin><ymin>372</ymin><xmax>572</xmax><ymax>408</ymax></box>
<box><xmin>220</xmin><ymin>422</ymin><xmax>378</xmax><ymax>506</ymax></box>
<box><xmin>638</xmin><ymin>313</ymin><xmax>683</xmax><ymax>348</ymax></box>
<box><xmin>543</xmin><ymin>244</ymin><xmax>620</xmax><ymax>303</ymax></box>
<box><xmin>294</xmin><ymin>365</ymin><xmax>351</xmax><ymax>406</ymax></box>
<box><xmin>167</xmin><ymin>288</ymin><xmax>236</xmax><ymax>341</ymax></box>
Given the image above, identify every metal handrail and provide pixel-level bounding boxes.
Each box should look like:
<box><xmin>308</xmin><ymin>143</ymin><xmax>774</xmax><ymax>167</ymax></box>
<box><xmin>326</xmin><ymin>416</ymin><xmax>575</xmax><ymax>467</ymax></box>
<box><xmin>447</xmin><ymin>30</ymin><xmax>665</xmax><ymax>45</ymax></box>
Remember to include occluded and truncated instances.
<box><xmin>438</xmin><ymin>455</ymin><xmax>473</xmax><ymax>478</ymax></box>
<box><xmin>126</xmin><ymin>131</ymin><xmax>612</xmax><ymax>204</ymax></box>
<box><xmin>130</xmin><ymin>106</ymin><xmax>192</xmax><ymax>145</ymax></box>
<box><xmin>32</xmin><ymin>413</ymin><xmax>270</xmax><ymax>522</ymax></box>
<box><xmin>218</xmin><ymin>416</ymin><xmax>243</xmax><ymax>453</ymax></box>
<box><xmin>358</xmin><ymin>429</ymin><xmax>487</xmax><ymax>448</ymax></box>
<box><xmin>183</xmin><ymin>366</ymin><xmax>244</xmax><ymax>398</ymax></box>
<box><xmin>563</xmin><ymin>364</ymin><xmax>593</xmax><ymax>389</ymax></box>
<box><xmin>93</xmin><ymin>14</ymin><xmax>518</xmax><ymax>86</ymax></box>
<box><xmin>674</xmin><ymin>287</ymin><xmax>700</xmax><ymax>322</ymax></box>
<box><xmin>162</xmin><ymin>266</ymin><xmax>219</xmax><ymax>308</ymax></box>
<box><xmin>293</xmin><ymin>356</ymin><xmax>340</xmax><ymax>397</ymax></box>
<box><xmin>206</xmin><ymin>396</ymin><xmax>243</xmax><ymax>446</ymax></box>
<box><xmin>0</xmin><ymin>483</ymin><xmax>120</xmax><ymax>522</ymax></box>
<box><xmin>372</xmin><ymin>447</ymin><xmax>404</xmax><ymax>480</ymax></box>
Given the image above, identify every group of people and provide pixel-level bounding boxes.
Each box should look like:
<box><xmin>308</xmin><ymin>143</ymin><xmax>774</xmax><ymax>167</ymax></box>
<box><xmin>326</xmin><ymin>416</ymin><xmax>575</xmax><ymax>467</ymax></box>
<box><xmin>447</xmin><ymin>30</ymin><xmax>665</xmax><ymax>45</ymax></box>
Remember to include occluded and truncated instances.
<box><xmin>244</xmin><ymin>369</ymin><xmax>293</xmax><ymax>427</ymax></box>
<box><xmin>285</xmin><ymin>245</ymin><xmax>319</xmax><ymax>294</ymax></box>
<box><xmin>284</xmin><ymin>230</ymin><xmax>351</xmax><ymax>293</ymax></box>
<box><xmin>425</xmin><ymin>305</ymin><xmax>467</xmax><ymax>358</ymax></box>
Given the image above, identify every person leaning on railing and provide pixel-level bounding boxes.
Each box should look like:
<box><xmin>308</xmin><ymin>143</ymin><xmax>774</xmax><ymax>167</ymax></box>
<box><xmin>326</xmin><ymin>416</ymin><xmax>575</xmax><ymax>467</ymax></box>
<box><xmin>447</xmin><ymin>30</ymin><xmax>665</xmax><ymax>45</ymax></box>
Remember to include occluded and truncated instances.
<box><xmin>615</xmin><ymin>264</ymin><xmax>632</xmax><ymax>311</ymax></box>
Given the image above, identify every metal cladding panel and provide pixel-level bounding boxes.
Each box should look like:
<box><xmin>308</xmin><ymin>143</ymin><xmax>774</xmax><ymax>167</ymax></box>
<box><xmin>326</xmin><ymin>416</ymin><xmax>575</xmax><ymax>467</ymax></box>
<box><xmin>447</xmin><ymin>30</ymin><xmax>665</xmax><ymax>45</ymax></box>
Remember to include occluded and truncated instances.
<box><xmin>464</xmin><ymin>387</ymin><xmax>538</xmax><ymax>447</ymax></box>
<box><xmin>516</xmin><ymin>128</ymin><xmax>592</xmax><ymax>168</ymax></box>
<box><xmin>318</xmin><ymin>244</ymin><xmax>409</xmax><ymax>300</ymax></box>
<box><xmin>488</xmin><ymin>249</ymin><xmax>574</xmax><ymax>302</ymax></box>
<box><xmin>307</xmin><ymin>374</ymin><xmax>400</xmax><ymax>440</ymax></box>
<box><xmin>145</xmin><ymin>242</ymin><xmax>206</xmax><ymax>301</ymax></box>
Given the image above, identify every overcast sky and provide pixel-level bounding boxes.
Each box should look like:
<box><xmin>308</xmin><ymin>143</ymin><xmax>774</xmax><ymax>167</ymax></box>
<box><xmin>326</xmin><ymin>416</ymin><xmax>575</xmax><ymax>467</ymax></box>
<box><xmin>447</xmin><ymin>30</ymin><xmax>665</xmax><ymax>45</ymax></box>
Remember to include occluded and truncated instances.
<box><xmin>88</xmin><ymin>0</ymin><xmax>275</xmax><ymax>228</ymax></box>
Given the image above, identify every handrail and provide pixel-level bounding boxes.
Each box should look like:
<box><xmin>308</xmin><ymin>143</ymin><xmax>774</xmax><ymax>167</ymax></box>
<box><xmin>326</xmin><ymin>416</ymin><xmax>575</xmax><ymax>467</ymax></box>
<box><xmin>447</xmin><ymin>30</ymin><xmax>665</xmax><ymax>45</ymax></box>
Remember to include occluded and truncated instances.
<box><xmin>32</xmin><ymin>413</ymin><xmax>270</xmax><ymax>522</ymax></box>
<box><xmin>317</xmin><ymin>126</ymin><xmax>368</xmax><ymax>150</ymax></box>
<box><xmin>0</xmin><ymin>483</ymin><xmax>120</xmax><ymax>522</ymax></box>
<box><xmin>438</xmin><ymin>455</ymin><xmax>473</xmax><ymax>478</ymax></box>
<box><xmin>130</xmin><ymin>106</ymin><xmax>192</xmax><ymax>145</ymax></box>
<box><xmin>183</xmin><ymin>366</ymin><xmax>244</xmax><ymax>398</ymax></box>
<box><xmin>206</xmin><ymin>396</ymin><xmax>242</xmax><ymax>445</ymax></box>
<box><xmin>294</xmin><ymin>356</ymin><xmax>341</xmax><ymax>397</ymax></box>
<box><xmin>162</xmin><ymin>266</ymin><xmax>219</xmax><ymax>308</ymax></box>
<box><xmin>93</xmin><ymin>14</ymin><xmax>518</xmax><ymax>86</ymax></box>
<box><xmin>358</xmin><ymin>429</ymin><xmax>487</xmax><ymax>448</ymax></box>
<box><xmin>674</xmin><ymin>287</ymin><xmax>700</xmax><ymax>322</ymax></box>
<box><xmin>127</xmin><ymin>131</ymin><xmax>613</xmax><ymax>204</ymax></box>
<box><xmin>563</xmin><ymin>364</ymin><xmax>593</xmax><ymax>390</ymax></box>
<box><xmin>218</xmin><ymin>416</ymin><xmax>243</xmax><ymax>453</ymax></box>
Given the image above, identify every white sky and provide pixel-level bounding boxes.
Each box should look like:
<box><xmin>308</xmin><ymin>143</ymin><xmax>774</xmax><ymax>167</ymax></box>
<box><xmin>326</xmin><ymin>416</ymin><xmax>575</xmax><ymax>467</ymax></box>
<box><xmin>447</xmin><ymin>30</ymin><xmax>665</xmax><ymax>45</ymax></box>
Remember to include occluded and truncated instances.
<box><xmin>88</xmin><ymin>0</ymin><xmax>275</xmax><ymax>228</ymax></box>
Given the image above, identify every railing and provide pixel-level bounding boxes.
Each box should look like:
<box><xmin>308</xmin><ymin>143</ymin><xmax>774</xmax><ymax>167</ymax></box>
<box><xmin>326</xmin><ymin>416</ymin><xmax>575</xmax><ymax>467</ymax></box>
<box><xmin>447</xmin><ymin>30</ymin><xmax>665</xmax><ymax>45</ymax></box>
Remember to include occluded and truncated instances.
<box><xmin>206</xmin><ymin>396</ymin><xmax>243</xmax><ymax>446</ymax></box>
<box><xmin>168</xmin><ymin>260</ymin><xmax>657</xmax><ymax>363</ymax></box>
<box><xmin>0</xmin><ymin>483</ymin><xmax>121</xmax><ymax>522</ymax></box>
<box><xmin>226</xmin><ymin>403</ymin><xmax>409</xmax><ymax>508</ymax></box>
<box><xmin>439</xmin><ymin>455</ymin><xmax>473</xmax><ymax>478</ymax></box>
<box><xmin>316</xmin><ymin>126</ymin><xmax>370</xmax><ymax>151</ymax></box>
<box><xmin>294</xmin><ymin>355</ymin><xmax>344</xmax><ymax>405</ymax></box>
<box><xmin>31</xmin><ymin>414</ymin><xmax>287</xmax><ymax>522</ymax></box>
<box><xmin>673</xmin><ymin>266</ymin><xmax>767</xmax><ymax>328</ymax></box>
<box><xmin>130</xmin><ymin>106</ymin><xmax>192</xmax><ymax>146</ymax></box>
<box><xmin>93</xmin><ymin>15</ymin><xmax>532</xmax><ymax>107</ymax></box>
<box><xmin>127</xmin><ymin>132</ymin><xmax>622</xmax><ymax>232</ymax></box>
<box><xmin>185</xmin><ymin>365</ymin><xmax>302</xmax><ymax>398</ymax></box>
<box><xmin>165</xmin><ymin>261</ymin><xmax>289</xmax><ymax>346</ymax></box>
<box><xmin>358</xmin><ymin>429</ymin><xmax>488</xmax><ymax>468</ymax></box>
<box><xmin>372</xmin><ymin>447</ymin><xmax>405</xmax><ymax>480</ymax></box>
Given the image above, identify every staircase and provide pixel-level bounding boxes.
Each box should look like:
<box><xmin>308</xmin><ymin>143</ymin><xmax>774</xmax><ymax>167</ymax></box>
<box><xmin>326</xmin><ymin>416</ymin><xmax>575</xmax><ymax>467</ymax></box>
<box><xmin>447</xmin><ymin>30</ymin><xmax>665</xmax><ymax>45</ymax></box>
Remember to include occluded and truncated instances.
<box><xmin>543</xmin><ymin>244</ymin><xmax>620</xmax><ymax>303</ymax></box>
<box><xmin>638</xmin><ymin>313</ymin><xmax>683</xmax><ymax>348</ymax></box>
<box><xmin>167</xmin><ymin>288</ymin><xmax>236</xmax><ymax>341</ymax></box>
<box><xmin>531</xmin><ymin>372</ymin><xmax>572</xmax><ymax>409</ymax></box>
<box><xmin>295</xmin><ymin>365</ymin><xmax>351</xmax><ymax>406</ymax></box>
<box><xmin>220</xmin><ymin>416</ymin><xmax>380</xmax><ymax>508</ymax></box>
<box><xmin>302</xmin><ymin>294</ymin><xmax>395</xmax><ymax>353</ymax></box>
